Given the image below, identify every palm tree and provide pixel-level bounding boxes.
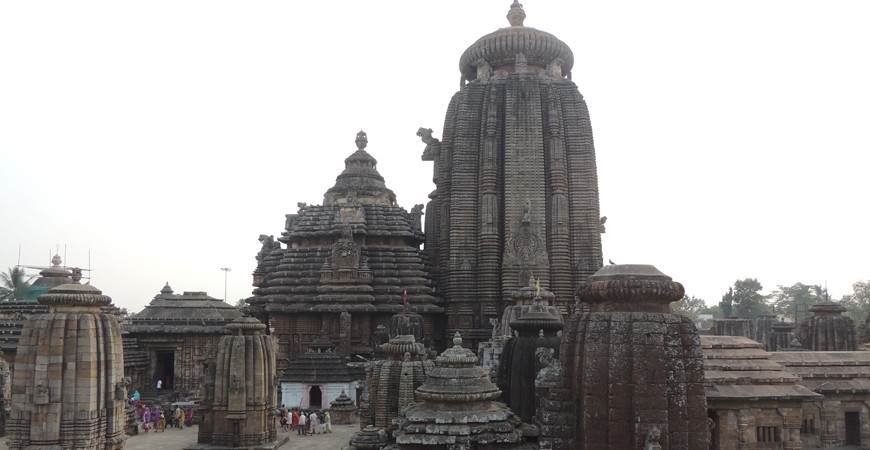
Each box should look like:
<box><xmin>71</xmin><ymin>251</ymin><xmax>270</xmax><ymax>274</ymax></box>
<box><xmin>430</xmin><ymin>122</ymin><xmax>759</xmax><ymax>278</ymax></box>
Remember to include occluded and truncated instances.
<box><xmin>0</xmin><ymin>267</ymin><xmax>34</xmax><ymax>301</ymax></box>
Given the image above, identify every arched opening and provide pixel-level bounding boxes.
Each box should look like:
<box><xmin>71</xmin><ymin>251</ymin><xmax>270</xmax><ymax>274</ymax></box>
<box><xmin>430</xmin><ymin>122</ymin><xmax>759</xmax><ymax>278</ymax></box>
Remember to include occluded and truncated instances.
<box><xmin>309</xmin><ymin>385</ymin><xmax>323</xmax><ymax>409</ymax></box>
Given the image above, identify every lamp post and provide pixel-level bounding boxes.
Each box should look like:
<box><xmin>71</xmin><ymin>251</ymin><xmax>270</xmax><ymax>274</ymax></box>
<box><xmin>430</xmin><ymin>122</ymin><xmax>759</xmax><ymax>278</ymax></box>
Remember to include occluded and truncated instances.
<box><xmin>221</xmin><ymin>267</ymin><xmax>231</xmax><ymax>302</ymax></box>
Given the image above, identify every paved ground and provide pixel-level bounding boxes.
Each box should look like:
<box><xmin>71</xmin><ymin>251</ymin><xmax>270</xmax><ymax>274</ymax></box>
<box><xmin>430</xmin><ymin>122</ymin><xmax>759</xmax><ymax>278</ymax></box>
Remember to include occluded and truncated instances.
<box><xmin>0</xmin><ymin>423</ymin><xmax>358</xmax><ymax>450</ymax></box>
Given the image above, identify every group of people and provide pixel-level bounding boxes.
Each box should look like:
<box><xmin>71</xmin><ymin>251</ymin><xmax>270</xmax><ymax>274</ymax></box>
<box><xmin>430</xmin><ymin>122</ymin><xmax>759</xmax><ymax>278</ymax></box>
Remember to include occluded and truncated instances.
<box><xmin>279</xmin><ymin>407</ymin><xmax>332</xmax><ymax>436</ymax></box>
<box><xmin>134</xmin><ymin>400</ymin><xmax>195</xmax><ymax>432</ymax></box>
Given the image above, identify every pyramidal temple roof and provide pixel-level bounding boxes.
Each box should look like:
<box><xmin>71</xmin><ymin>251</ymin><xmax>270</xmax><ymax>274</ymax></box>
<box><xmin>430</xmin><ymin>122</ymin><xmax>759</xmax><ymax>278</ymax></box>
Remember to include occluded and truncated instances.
<box><xmin>127</xmin><ymin>283</ymin><xmax>243</xmax><ymax>333</ymax></box>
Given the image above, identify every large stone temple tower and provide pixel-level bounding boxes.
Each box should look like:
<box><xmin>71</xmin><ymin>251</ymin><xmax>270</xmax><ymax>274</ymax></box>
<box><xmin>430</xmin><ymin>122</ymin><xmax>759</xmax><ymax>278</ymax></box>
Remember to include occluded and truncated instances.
<box><xmin>423</xmin><ymin>1</ymin><xmax>604</xmax><ymax>341</ymax></box>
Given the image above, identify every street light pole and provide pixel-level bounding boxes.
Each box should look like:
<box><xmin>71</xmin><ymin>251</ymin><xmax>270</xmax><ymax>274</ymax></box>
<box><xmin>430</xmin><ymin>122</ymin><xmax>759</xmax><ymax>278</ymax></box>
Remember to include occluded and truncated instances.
<box><xmin>221</xmin><ymin>267</ymin><xmax>231</xmax><ymax>302</ymax></box>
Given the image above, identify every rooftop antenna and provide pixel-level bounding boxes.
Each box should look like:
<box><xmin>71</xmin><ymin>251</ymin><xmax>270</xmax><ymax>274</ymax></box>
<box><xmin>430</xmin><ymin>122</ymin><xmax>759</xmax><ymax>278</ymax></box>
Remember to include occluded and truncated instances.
<box><xmin>17</xmin><ymin>244</ymin><xmax>21</xmax><ymax>267</ymax></box>
<box><xmin>88</xmin><ymin>251</ymin><xmax>92</xmax><ymax>284</ymax></box>
<box><xmin>64</xmin><ymin>244</ymin><xmax>67</xmax><ymax>267</ymax></box>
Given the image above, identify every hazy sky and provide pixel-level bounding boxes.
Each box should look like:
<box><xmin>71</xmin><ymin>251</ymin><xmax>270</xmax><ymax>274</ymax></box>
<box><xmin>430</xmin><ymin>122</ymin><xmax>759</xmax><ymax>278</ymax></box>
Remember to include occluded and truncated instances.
<box><xmin>2</xmin><ymin>1</ymin><xmax>868</xmax><ymax>314</ymax></box>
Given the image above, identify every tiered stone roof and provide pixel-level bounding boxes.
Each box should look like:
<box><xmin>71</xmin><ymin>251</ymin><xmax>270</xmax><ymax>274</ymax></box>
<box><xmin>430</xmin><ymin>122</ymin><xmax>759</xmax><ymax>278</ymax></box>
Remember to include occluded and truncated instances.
<box><xmin>389</xmin><ymin>333</ymin><xmax>529</xmax><ymax>449</ymax></box>
<box><xmin>771</xmin><ymin>351</ymin><xmax>870</xmax><ymax>394</ymax></box>
<box><xmin>248</xmin><ymin>131</ymin><xmax>440</xmax><ymax>316</ymax></box>
<box><xmin>283</xmin><ymin>331</ymin><xmax>353</xmax><ymax>383</ymax></box>
<box><xmin>702</xmin><ymin>335</ymin><xmax>819</xmax><ymax>401</ymax></box>
<box><xmin>127</xmin><ymin>284</ymin><xmax>243</xmax><ymax>333</ymax></box>
<box><xmin>799</xmin><ymin>300</ymin><xmax>858</xmax><ymax>351</ymax></box>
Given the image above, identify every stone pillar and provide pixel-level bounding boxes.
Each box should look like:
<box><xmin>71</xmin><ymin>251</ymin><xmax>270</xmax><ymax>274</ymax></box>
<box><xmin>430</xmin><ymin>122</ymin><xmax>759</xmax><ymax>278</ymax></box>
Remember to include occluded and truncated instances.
<box><xmin>7</xmin><ymin>282</ymin><xmax>126</xmax><ymax>450</ymax></box>
<box><xmin>196</xmin><ymin>316</ymin><xmax>280</xmax><ymax>448</ymax></box>
<box><xmin>820</xmin><ymin>404</ymin><xmax>839</xmax><ymax>447</ymax></box>
<box><xmin>781</xmin><ymin>409</ymin><xmax>802</xmax><ymax>450</ymax></box>
<box><xmin>0</xmin><ymin>351</ymin><xmax>9</xmax><ymax>437</ymax></box>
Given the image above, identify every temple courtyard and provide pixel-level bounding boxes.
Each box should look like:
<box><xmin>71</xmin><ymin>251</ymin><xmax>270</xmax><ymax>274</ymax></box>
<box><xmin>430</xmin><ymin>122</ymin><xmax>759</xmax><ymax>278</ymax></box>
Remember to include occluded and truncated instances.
<box><xmin>0</xmin><ymin>423</ymin><xmax>359</xmax><ymax>450</ymax></box>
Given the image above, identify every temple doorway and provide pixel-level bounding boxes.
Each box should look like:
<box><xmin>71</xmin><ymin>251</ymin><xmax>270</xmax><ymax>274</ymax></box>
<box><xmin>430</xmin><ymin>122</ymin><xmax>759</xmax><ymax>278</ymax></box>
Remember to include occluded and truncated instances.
<box><xmin>155</xmin><ymin>351</ymin><xmax>175</xmax><ymax>390</ymax></box>
<box><xmin>845</xmin><ymin>411</ymin><xmax>861</xmax><ymax>445</ymax></box>
<box><xmin>309</xmin><ymin>385</ymin><xmax>323</xmax><ymax>408</ymax></box>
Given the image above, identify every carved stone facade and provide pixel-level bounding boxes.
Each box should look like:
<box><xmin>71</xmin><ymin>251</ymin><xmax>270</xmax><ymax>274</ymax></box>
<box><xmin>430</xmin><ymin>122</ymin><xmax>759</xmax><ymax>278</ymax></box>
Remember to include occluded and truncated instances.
<box><xmin>248</xmin><ymin>131</ymin><xmax>443</xmax><ymax>361</ymax></box>
<box><xmin>422</xmin><ymin>0</ymin><xmax>603</xmax><ymax>346</ymax></box>
<box><xmin>7</xmin><ymin>281</ymin><xmax>126</xmax><ymax>450</ymax></box>
<box><xmin>126</xmin><ymin>284</ymin><xmax>243</xmax><ymax>395</ymax></box>
<box><xmin>771</xmin><ymin>351</ymin><xmax>870</xmax><ymax>447</ymax></box>
<box><xmin>703</xmin><ymin>336</ymin><xmax>818</xmax><ymax>450</ymax></box>
<box><xmin>553</xmin><ymin>264</ymin><xmax>709</xmax><ymax>449</ymax></box>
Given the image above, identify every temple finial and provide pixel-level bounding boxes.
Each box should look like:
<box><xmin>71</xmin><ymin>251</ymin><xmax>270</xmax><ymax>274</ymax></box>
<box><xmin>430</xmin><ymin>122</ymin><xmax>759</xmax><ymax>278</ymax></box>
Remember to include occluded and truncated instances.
<box><xmin>507</xmin><ymin>0</ymin><xmax>526</xmax><ymax>27</ymax></box>
<box><xmin>355</xmin><ymin>130</ymin><xmax>368</xmax><ymax>150</ymax></box>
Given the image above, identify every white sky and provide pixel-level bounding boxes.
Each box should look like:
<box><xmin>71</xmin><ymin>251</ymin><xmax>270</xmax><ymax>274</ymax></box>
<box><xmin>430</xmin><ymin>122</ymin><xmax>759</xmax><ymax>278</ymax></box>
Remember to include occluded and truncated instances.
<box><xmin>2</xmin><ymin>1</ymin><xmax>868</xmax><ymax>313</ymax></box>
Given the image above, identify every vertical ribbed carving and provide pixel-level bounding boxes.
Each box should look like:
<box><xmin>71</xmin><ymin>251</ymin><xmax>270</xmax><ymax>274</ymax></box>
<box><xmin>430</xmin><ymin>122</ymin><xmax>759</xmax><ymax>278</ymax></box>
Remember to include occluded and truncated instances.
<box><xmin>502</xmin><ymin>75</ymin><xmax>549</xmax><ymax>300</ymax></box>
<box><xmin>479</xmin><ymin>83</ymin><xmax>503</xmax><ymax>316</ymax></box>
<box><xmin>559</xmin><ymin>83</ymin><xmax>603</xmax><ymax>298</ymax></box>
<box><xmin>543</xmin><ymin>83</ymin><xmax>574</xmax><ymax>307</ymax></box>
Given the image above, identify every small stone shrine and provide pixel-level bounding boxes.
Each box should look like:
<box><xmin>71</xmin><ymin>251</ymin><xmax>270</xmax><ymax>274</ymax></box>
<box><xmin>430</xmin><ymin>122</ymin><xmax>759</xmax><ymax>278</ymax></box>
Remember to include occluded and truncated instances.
<box><xmin>498</xmin><ymin>291</ymin><xmax>563</xmax><ymax>423</ymax></box>
<box><xmin>798</xmin><ymin>300</ymin><xmax>858</xmax><ymax>351</ymax></box>
<box><xmin>344</xmin><ymin>425</ymin><xmax>389</xmax><ymax>450</ymax></box>
<box><xmin>367</xmin><ymin>303</ymin><xmax>435</xmax><ymax>429</ymax></box>
<box><xmin>702</xmin><ymin>336</ymin><xmax>817</xmax><ymax>450</ymax></box>
<box><xmin>555</xmin><ymin>264</ymin><xmax>709</xmax><ymax>449</ymax></box>
<box><xmin>766</xmin><ymin>320</ymin><xmax>802</xmax><ymax>351</ymax></box>
<box><xmin>281</xmin><ymin>330</ymin><xmax>357</xmax><ymax>409</ymax></box>
<box><xmin>479</xmin><ymin>277</ymin><xmax>562</xmax><ymax>382</ymax></box>
<box><xmin>7</xmin><ymin>279</ymin><xmax>127</xmax><ymax>450</ymax></box>
<box><xmin>329</xmin><ymin>389</ymin><xmax>357</xmax><ymax>425</ymax></box>
<box><xmin>386</xmin><ymin>333</ymin><xmax>534</xmax><ymax>450</ymax></box>
<box><xmin>196</xmin><ymin>316</ymin><xmax>280</xmax><ymax>448</ymax></box>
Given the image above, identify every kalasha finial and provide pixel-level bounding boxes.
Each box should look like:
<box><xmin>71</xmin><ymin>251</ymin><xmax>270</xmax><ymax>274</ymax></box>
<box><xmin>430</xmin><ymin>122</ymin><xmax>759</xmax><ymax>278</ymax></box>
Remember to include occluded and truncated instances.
<box><xmin>453</xmin><ymin>332</ymin><xmax>462</xmax><ymax>347</ymax></box>
<box><xmin>507</xmin><ymin>0</ymin><xmax>526</xmax><ymax>27</ymax></box>
<box><xmin>355</xmin><ymin>130</ymin><xmax>368</xmax><ymax>150</ymax></box>
<box><xmin>51</xmin><ymin>254</ymin><xmax>62</xmax><ymax>267</ymax></box>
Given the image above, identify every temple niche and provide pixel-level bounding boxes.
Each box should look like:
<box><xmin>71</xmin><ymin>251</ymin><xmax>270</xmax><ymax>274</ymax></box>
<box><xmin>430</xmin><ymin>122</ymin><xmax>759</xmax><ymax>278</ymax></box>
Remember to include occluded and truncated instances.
<box><xmin>247</xmin><ymin>130</ymin><xmax>443</xmax><ymax>361</ymax></box>
<box><xmin>125</xmin><ymin>283</ymin><xmax>244</xmax><ymax>396</ymax></box>
<box><xmin>6</xmin><ymin>280</ymin><xmax>126</xmax><ymax>450</ymax></box>
<box><xmin>422</xmin><ymin>0</ymin><xmax>603</xmax><ymax>346</ymax></box>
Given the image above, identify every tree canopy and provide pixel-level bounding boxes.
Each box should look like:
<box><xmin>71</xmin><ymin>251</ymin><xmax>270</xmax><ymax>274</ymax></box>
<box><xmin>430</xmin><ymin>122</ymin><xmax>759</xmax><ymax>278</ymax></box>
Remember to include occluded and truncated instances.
<box><xmin>0</xmin><ymin>267</ymin><xmax>34</xmax><ymax>301</ymax></box>
<box><xmin>731</xmin><ymin>278</ymin><xmax>770</xmax><ymax>319</ymax></box>
<box><xmin>770</xmin><ymin>282</ymin><xmax>824</xmax><ymax>322</ymax></box>
<box><xmin>671</xmin><ymin>295</ymin><xmax>706</xmax><ymax>322</ymax></box>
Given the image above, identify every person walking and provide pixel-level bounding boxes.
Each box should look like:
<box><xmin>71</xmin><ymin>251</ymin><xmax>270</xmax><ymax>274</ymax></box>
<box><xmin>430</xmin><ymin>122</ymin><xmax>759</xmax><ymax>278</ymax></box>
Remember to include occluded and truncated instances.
<box><xmin>178</xmin><ymin>407</ymin><xmax>186</xmax><ymax>430</ymax></box>
<box><xmin>156</xmin><ymin>378</ymin><xmax>162</xmax><ymax>395</ymax></box>
<box><xmin>291</xmin><ymin>409</ymin><xmax>299</xmax><ymax>432</ymax></box>
<box><xmin>309</xmin><ymin>411</ymin><xmax>319</xmax><ymax>434</ymax></box>
<box><xmin>297</xmin><ymin>412</ymin><xmax>306</xmax><ymax>436</ymax></box>
<box><xmin>324</xmin><ymin>411</ymin><xmax>332</xmax><ymax>433</ymax></box>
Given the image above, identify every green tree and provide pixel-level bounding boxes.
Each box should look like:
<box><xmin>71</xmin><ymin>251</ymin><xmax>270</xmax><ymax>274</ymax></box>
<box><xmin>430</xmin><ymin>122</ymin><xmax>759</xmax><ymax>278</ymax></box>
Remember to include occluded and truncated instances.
<box><xmin>235</xmin><ymin>298</ymin><xmax>247</xmax><ymax>309</ymax></box>
<box><xmin>840</xmin><ymin>280</ymin><xmax>870</xmax><ymax>324</ymax></box>
<box><xmin>770</xmin><ymin>283</ymin><xmax>824</xmax><ymax>322</ymax></box>
<box><xmin>732</xmin><ymin>278</ymin><xmax>770</xmax><ymax>319</ymax></box>
<box><xmin>671</xmin><ymin>295</ymin><xmax>706</xmax><ymax>322</ymax></box>
<box><xmin>719</xmin><ymin>287</ymin><xmax>734</xmax><ymax>318</ymax></box>
<box><xmin>0</xmin><ymin>267</ymin><xmax>33</xmax><ymax>301</ymax></box>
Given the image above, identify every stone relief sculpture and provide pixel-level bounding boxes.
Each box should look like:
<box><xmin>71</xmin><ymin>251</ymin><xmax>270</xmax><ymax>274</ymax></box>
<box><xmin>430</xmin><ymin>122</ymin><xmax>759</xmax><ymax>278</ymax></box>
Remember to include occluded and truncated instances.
<box><xmin>645</xmin><ymin>426</ymin><xmax>662</xmax><ymax>450</ymax></box>
<box><xmin>534</xmin><ymin>347</ymin><xmax>562</xmax><ymax>387</ymax></box>
<box><xmin>475</xmin><ymin>57</ymin><xmax>492</xmax><ymax>81</ymax></box>
<box><xmin>597</xmin><ymin>216</ymin><xmax>607</xmax><ymax>233</ymax></box>
<box><xmin>230</xmin><ymin>372</ymin><xmax>241</xmax><ymax>392</ymax></box>
<box><xmin>417</xmin><ymin>127</ymin><xmax>441</xmax><ymax>161</ymax></box>
<box><xmin>489</xmin><ymin>317</ymin><xmax>500</xmax><ymax>340</ymax></box>
<box><xmin>547</xmin><ymin>57</ymin><xmax>565</xmax><ymax>78</ymax></box>
<box><xmin>515</xmin><ymin>52</ymin><xmax>528</xmax><ymax>73</ymax></box>
<box><xmin>522</xmin><ymin>199</ymin><xmax>532</xmax><ymax>223</ymax></box>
